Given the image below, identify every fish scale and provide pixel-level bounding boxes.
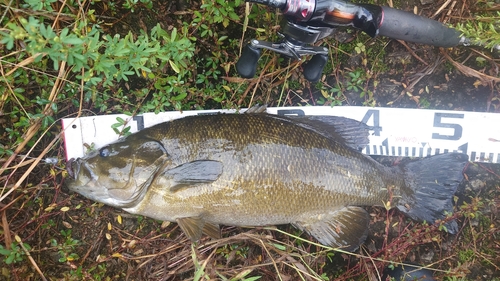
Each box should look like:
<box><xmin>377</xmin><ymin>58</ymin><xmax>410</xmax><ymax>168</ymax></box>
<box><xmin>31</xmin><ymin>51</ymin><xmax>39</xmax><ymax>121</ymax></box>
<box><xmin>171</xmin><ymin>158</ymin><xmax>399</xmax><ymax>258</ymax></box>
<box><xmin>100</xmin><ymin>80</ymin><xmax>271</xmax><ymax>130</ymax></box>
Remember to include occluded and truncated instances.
<box><xmin>67</xmin><ymin>113</ymin><xmax>467</xmax><ymax>250</ymax></box>
<box><xmin>154</xmin><ymin>116</ymin><xmax>382</xmax><ymax>202</ymax></box>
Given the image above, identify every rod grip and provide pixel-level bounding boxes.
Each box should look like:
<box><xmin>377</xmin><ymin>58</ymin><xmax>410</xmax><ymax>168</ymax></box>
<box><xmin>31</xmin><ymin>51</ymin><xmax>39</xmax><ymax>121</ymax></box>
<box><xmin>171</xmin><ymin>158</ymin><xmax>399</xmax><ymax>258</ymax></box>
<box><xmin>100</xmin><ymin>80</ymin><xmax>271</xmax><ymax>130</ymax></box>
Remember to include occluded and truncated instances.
<box><xmin>379</xmin><ymin>6</ymin><xmax>461</xmax><ymax>47</ymax></box>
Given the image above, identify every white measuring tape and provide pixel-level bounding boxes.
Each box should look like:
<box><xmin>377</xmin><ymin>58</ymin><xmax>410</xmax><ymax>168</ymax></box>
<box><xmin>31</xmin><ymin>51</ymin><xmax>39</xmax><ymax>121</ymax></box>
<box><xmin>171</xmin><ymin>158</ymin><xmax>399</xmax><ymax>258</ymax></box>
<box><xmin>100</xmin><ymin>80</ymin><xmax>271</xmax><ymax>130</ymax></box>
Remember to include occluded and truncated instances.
<box><xmin>62</xmin><ymin>106</ymin><xmax>500</xmax><ymax>163</ymax></box>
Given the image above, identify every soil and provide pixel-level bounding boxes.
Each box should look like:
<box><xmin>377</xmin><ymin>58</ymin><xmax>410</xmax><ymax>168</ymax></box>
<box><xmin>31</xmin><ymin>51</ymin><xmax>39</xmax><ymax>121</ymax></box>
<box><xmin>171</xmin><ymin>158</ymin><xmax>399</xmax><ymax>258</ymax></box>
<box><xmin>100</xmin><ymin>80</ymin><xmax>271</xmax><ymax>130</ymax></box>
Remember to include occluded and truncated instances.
<box><xmin>1</xmin><ymin>0</ymin><xmax>499</xmax><ymax>280</ymax></box>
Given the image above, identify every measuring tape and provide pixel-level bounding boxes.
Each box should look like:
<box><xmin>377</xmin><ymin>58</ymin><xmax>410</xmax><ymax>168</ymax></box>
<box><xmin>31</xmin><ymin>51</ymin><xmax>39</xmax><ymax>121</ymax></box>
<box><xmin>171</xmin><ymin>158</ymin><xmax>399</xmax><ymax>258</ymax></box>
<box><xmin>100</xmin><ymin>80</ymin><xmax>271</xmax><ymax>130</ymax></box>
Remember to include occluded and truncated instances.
<box><xmin>62</xmin><ymin>106</ymin><xmax>500</xmax><ymax>163</ymax></box>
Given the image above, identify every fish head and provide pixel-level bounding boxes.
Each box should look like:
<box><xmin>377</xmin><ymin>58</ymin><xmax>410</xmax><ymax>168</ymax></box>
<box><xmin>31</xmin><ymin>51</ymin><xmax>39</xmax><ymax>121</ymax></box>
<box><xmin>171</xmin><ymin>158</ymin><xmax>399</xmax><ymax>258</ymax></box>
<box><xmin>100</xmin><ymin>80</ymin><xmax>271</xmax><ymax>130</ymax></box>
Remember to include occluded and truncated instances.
<box><xmin>66</xmin><ymin>136</ymin><xmax>169</xmax><ymax>208</ymax></box>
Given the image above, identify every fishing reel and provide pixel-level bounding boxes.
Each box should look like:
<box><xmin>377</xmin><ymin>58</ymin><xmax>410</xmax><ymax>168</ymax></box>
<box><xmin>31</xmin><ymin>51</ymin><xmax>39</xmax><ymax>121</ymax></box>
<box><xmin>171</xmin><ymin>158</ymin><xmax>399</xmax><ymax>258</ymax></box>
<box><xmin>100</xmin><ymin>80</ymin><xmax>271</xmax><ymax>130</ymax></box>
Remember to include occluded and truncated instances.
<box><xmin>236</xmin><ymin>0</ymin><xmax>384</xmax><ymax>82</ymax></box>
<box><xmin>235</xmin><ymin>0</ymin><xmax>483</xmax><ymax>82</ymax></box>
<box><xmin>237</xmin><ymin>23</ymin><xmax>331</xmax><ymax>82</ymax></box>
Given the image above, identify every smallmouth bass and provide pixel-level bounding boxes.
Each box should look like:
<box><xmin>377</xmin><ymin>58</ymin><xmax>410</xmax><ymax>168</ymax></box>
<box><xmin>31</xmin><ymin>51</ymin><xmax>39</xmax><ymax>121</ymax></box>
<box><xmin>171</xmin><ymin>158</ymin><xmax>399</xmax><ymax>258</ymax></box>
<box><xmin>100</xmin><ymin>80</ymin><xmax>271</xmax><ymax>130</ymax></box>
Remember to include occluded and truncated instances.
<box><xmin>66</xmin><ymin>113</ymin><xmax>467</xmax><ymax>250</ymax></box>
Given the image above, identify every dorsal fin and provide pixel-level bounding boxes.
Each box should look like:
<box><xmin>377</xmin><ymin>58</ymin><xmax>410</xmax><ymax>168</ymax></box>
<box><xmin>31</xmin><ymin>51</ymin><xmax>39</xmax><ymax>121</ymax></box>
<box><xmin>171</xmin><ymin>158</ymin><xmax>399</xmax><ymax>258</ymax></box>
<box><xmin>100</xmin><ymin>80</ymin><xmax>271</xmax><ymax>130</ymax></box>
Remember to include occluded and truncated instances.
<box><xmin>287</xmin><ymin>116</ymin><xmax>370</xmax><ymax>151</ymax></box>
<box><xmin>244</xmin><ymin>104</ymin><xmax>268</xmax><ymax>114</ymax></box>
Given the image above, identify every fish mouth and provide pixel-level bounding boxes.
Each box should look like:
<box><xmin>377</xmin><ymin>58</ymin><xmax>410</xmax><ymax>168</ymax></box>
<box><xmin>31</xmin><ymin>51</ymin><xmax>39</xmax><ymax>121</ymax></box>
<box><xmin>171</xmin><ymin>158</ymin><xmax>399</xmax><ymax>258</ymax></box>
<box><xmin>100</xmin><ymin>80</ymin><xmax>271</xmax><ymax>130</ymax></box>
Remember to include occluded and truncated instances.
<box><xmin>66</xmin><ymin>158</ymin><xmax>75</xmax><ymax>179</ymax></box>
<box><xmin>66</xmin><ymin>158</ymin><xmax>100</xmax><ymax>192</ymax></box>
<box><xmin>66</xmin><ymin>158</ymin><xmax>82</xmax><ymax>180</ymax></box>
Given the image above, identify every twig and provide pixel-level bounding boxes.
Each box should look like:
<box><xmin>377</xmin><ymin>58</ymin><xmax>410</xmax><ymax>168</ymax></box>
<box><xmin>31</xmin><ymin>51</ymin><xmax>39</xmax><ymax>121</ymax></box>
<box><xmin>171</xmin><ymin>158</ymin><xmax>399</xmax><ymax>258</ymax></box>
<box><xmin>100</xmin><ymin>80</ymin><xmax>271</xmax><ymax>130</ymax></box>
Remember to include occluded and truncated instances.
<box><xmin>442</xmin><ymin>50</ymin><xmax>500</xmax><ymax>83</ymax></box>
<box><xmin>0</xmin><ymin>0</ymin><xmax>13</xmax><ymax>27</ymax></box>
<box><xmin>0</xmin><ymin>4</ymin><xmax>76</xmax><ymax>21</ymax></box>
<box><xmin>1</xmin><ymin>60</ymin><xmax>67</xmax><ymax>201</ymax></box>
<box><xmin>15</xmin><ymin>235</ymin><xmax>47</xmax><ymax>281</ymax></box>
<box><xmin>444</xmin><ymin>1</ymin><xmax>457</xmax><ymax>24</ymax></box>
<box><xmin>240</xmin><ymin>2</ymin><xmax>250</xmax><ymax>56</ymax></box>
<box><xmin>1</xmin><ymin>210</ymin><xmax>12</xmax><ymax>249</ymax></box>
<box><xmin>431</xmin><ymin>0</ymin><xmax>452</xmax><ymax>19</ymax></box>
<box><xmin>388</xmin><ymin>56</ymin><xmax>444</xmax><ymax>104</ymax></box>
<box><xmin>256</xmin><ymin>236</ymin><xmax>285</xmax><ymax>281</ymax></box>
<box><xmin>396</xmin><ymin>40</ymin><xmax>429</xmax><ymax>66</ymax></box>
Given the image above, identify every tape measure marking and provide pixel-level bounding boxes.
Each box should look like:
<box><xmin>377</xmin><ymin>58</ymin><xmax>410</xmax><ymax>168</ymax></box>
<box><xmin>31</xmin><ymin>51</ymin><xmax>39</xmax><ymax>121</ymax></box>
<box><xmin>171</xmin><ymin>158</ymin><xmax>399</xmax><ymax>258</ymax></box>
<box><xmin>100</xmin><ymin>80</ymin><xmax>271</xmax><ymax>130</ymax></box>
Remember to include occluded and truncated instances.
<box><xmin>62</xmin><ymin>106</ymin><xmax>500</xmax><ymax>163</ymax></box>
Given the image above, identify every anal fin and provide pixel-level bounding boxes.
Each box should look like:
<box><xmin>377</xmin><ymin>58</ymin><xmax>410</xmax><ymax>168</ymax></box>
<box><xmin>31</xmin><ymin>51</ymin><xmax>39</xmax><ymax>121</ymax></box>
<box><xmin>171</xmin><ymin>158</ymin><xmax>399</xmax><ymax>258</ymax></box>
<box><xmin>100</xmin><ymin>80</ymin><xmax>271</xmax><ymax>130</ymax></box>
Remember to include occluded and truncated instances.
<box><xmin>293</xmin><ymin>206</ymin><xmax>370</xmax><ymax>251</ymax></box>
<box><xmin>202</xmin><ymin>221</ymin><xmax>221</xmax><ymax>239</ymax></box>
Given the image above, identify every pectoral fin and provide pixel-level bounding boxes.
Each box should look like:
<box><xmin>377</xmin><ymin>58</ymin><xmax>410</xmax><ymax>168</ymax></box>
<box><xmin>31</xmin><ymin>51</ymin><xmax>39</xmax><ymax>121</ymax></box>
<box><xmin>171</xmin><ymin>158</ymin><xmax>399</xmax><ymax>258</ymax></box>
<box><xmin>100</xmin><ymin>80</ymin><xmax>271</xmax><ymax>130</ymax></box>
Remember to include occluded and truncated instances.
<box><xmin>293</xmin><ymin>206</ymin><xmax>370</xmax><ymax>251</ymax></box>
<box><xmin>163</xmin><ymin>160</ymin><xmax>223</xmax><ymax>192</ymax></box>
<box><xmin>176</xmin><ymin>217</ymin><xmax>221</xmax><ymax>241</ymax></box>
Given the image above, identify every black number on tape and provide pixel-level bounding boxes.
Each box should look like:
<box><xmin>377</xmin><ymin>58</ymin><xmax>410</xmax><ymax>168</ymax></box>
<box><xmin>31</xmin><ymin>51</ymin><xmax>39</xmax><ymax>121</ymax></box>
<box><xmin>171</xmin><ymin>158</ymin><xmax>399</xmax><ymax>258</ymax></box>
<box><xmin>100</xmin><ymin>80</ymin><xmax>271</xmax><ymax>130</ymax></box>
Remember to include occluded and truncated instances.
<box><xmin>133</xmin><ymin>115</ymin><xmax>145</xmax><ymax>131</ymax></box>
<box><xmin>361</xmin><ymin>109</ymin><xmax>382</xmax><ymax>136</ymax></box>
<box><xmin>277</xmin><ymin>109</ymin><xmax>305</xmax><ymax>116</ymax></box>
<box><xmin>458</xmin><ymin>143</ymin><xmax>468</xmax><ymax>154</ymax></box>
<box><xmin>432</xmin><ymin>113</ymin><xmax>464</xmax><ymax>140</ymax></box>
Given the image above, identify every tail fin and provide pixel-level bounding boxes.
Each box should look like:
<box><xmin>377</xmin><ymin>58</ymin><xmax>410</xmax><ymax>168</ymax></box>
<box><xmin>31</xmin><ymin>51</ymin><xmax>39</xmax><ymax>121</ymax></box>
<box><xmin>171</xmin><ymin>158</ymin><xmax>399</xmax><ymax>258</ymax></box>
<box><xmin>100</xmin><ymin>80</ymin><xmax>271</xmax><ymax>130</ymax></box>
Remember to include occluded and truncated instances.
<box><xmin>397</xmin><ymin>153</ymin><xmax>468</xmax><ymax>234</ymax></box>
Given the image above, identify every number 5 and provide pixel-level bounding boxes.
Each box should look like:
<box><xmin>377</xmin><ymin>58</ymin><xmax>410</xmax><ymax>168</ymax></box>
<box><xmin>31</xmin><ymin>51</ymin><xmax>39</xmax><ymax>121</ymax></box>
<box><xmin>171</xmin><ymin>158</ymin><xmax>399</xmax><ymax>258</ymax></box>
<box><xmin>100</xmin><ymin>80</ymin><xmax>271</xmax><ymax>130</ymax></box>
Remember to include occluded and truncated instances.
<box><xmin>432</xmin><ymin>113</ymin><xmax>464</xmax><ymax>140</ymax></box>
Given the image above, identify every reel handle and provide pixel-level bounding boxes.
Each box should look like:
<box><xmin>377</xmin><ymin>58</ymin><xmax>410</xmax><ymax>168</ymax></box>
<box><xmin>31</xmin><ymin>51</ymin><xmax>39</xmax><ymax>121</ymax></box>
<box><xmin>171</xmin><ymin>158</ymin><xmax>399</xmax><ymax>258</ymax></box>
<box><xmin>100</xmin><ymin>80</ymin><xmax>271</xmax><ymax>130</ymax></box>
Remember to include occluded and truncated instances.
<box><xmin>236</xmin><ymin>44</ymin><xmax>261</xmax><ymax>78</ymax></box>
<box><xmin>303</xmin><ymin>54</ymin><xmax>328</xmax><ymax>82</ymax></box>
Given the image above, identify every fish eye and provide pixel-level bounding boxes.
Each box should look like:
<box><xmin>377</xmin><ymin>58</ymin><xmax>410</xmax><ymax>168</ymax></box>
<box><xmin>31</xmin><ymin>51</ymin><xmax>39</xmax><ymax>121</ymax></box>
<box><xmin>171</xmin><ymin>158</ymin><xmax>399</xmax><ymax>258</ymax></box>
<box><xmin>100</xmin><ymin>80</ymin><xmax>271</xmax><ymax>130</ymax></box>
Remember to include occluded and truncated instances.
<box><xmin>99</xmin><ymin>147</ymin><xmax>111</xmax><ymax>157</ymax></box>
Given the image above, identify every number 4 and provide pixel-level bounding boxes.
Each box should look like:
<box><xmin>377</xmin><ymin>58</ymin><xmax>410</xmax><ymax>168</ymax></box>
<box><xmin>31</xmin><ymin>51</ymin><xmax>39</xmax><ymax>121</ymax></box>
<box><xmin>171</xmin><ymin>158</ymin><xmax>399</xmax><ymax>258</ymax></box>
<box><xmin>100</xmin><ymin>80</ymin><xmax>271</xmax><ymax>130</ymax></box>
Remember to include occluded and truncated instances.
<box><xmin>361</xmin><ymin>109</ymin><xmax>382</xmax><ymax>136</ymax></box>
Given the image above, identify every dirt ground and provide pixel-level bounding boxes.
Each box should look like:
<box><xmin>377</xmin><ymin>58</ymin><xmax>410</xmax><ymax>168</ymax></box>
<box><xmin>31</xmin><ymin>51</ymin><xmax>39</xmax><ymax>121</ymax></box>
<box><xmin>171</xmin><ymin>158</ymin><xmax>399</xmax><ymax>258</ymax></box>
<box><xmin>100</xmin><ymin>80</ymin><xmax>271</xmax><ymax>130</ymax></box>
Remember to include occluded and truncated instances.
<box><xmin>1</xmin><ymin>0</ymin><xmax>499</xmax><ymax>280</ymax></box>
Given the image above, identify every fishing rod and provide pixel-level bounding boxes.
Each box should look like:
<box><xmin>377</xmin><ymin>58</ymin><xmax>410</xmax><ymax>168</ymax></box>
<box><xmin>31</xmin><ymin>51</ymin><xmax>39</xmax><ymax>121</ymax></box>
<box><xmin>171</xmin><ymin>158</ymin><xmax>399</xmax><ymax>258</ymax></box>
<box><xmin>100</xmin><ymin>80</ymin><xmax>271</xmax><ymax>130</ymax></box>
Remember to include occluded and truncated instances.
<box><xmin>236</xmin><ymin>0</ymin><xmax>500</xmax><ymax>82</ymax></box>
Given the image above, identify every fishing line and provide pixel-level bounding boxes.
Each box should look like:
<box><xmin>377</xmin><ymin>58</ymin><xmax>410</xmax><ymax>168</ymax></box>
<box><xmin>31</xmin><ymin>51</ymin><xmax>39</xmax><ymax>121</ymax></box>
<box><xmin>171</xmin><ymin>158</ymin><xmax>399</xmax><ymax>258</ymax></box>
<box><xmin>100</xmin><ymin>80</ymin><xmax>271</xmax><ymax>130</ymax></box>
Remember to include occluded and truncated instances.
<box><xmin>17</xmin><ymin>154</ymin><xmax>62</xmax><ymax>166</ymax></box>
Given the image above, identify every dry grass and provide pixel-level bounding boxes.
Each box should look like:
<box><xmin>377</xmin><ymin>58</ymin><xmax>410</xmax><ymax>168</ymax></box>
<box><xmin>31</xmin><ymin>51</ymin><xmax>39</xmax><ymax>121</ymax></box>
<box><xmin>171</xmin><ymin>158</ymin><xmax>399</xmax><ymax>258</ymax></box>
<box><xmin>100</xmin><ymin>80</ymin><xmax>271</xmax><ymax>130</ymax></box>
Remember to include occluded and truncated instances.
<box><xmin>1</xmin><ymin>0</ymin><xmax>499</xmax><ymax>280</ymax></box>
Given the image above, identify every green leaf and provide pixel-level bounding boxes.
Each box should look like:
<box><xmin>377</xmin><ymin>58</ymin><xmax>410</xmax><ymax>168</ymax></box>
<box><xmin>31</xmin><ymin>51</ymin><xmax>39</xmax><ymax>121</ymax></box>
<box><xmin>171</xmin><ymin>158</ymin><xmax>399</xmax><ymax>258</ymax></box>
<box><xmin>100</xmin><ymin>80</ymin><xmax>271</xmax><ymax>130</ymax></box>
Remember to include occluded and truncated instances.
<box><xmin>229</xmin><ymin>12</ymin><xmax>240</xmax><ymax>21</ymax></box>
<box><xmin>1</xmin><ymin>35</ymin><xmax>14</xmax><ymax>49</ymax></box>
<box><xmin>270</xmin><ymin>243</ymin><xmax>286</xmax><ymax>251</ymax></box>
<box><xmin>61</xmin><ymin>36</ymin><xmax>83</xmax><ymax>45</ymax></box>
<box><xmin>172</xmin><ymin>92</ymin><xmax>187</xmax><ymax>101</ymax></box>
<box><xmin>242</xmin><ymin>277</ymin><xmax>261</xmax><ymax>281</ymax></box>
<box><xmin>5</xmin><ymin>255</ymin><xmax>15</xmax><ymax>264</ymax></box>
<box><xmin>171</xmin><ymin>28</ymin><xmax>177</xmax><ymax>42</ymax></box>
<box><xmin>122</xmin><ymin>126</ymin><xmax>131</xmax><ymax>135</ymax></box>
<box><xmin>169</xmin><ymin>60</ymin><xmax>180</xmax><ymax>74</ymax></box>
<box><xmin>116</xmin><ymin>117</ymin><xmax>126</xmax><ymax>124</ymax></box>
<box><xmin>0</xmin><ymin>248</ymin><xmax>11</xmax><ymax>256</ymax></box>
